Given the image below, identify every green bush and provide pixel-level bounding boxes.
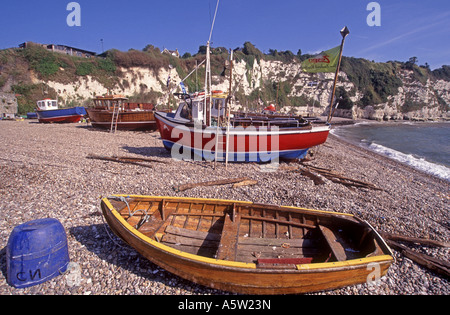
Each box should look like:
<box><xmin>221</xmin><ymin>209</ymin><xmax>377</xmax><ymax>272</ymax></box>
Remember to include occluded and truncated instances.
<box><xmin>335</xmin><ymin>86</ymin><xmax>354</xmax><ymax>109</ymax></box>
<box><xmin>12</xmin><ymin>83</ymin><xmax>57</xmax><ymax>114</ymax></box>
<box><xmin>22</xmin><ymin>45</ymin><xmax>59</xmax><ymax>77</ymax></box>
<box><xmin>432</xmin><ymin>65</ymin><xmax>450</xmax><ymax>81</ymax></box>
<box><xmin>242</xmin><ymin>42</ymin><xmax>263</xmax><ymax>59</ymax></box>
<box><xmin>97</xmin><ymin>58</ymin><xmax>116</xmax><ymax>73</ymax></box>
<box><xmin>76</xmin><ymin>62</ymin><xmax>93</xmax><ymax>76</ymax></box>
<box><xmin>341</xmin><ymin>57</ymin><xmax>402</xmax><ymax>107</ymax></box>
<box><xmin>402</xmin><ymin>99</ymin><xmax>423</xmax><ymax>113</ymax></box>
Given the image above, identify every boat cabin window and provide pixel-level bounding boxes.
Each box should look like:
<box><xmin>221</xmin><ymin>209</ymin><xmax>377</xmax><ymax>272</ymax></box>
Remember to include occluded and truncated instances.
<box><xmin>191</xmin><ymin>100</ymin><xmax>203</xmax><ymax>121</ymax></box>
<box><xmin>37</xmin><ymin>100</ymin><xmax>58</xmax><ymax>110</ymax></box>
<box><xmin>211</xmin><ymin>97</ymin><xmax>226</xmax><ymax>118</ymax></box>
<box><xmin>213</xmin><ymin>98</ymin><xmax>225</xmax><ymax>111</ymax></box>
<box><xmin>174</xmin><ymin>102</ymin><xmax>191</xmax><ymax>122</ymax></box>
<box><xmin>180</xmin><ymin>104</ymin><xmax>190</xmax><ymax>119</ymax></box>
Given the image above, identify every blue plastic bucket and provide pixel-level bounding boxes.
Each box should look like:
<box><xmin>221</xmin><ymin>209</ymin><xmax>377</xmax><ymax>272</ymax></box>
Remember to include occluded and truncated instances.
<box><xmin>6</xmin><ymin>218</ymin><xmax>70</xmax><ymax>288</ymax></box>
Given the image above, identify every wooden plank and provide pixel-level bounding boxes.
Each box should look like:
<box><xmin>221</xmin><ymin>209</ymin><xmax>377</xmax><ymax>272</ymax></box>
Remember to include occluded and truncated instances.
<box><xmin>241</xmin><ymin>215</ymin><xmax>316</xmax><ymax>230</ymax></box>
<box><xmin>386</xmin><ymin>240</ymin><xmax>450</xmax><ymax>278</ymax></box>
<box><xmin>380</xmin><ymin>232</ymin><xmax>450</xmax><ymax>248</ymax></box>
<box><xmin>238</xmin><ymin>237</ymin><xmax>317</xmax><ymax>248</ymax></box>
<box><xmin>237</xmin><ymin>244</ymin><xmax>319</xmax><ymax>255</ymax></box>
<box><xmin>162</xmin><ymin>234</ymin><xmax>219</xmax><ymax>248</ymax></box>
<box><xmin>262</xmin><ymin>209</ymin><xmax>266</xmax><ymax>238</ymax></box>
<box><xmin>138</xmin><ymin>220</ymin><xmax>166</xmax><ymax>238</ymax></box>
<box><xmin>257</xmin><ymin>257</ymin><xmax>313</xmax><ymax>266</ymax></box>
<box><xmin>183</xmin><ymin>203</ymin><xmax>193</xmax><ymax>229</ymax></box>
<box><xmin>318</xmin><ymin>224</ymin><xmax>347</xmax><ymax>261</ymax></box>
<box><xmin>165</xmin><ymin>225</ymin><xmax>221</xmax><ymax>241</ymax></box>
<box><xmin>160</xmin><ymin>244</ymin><xmax>213</xmax><ymax>256</ymax></box>
<box><xmin>173</xmin><ymin>177</ymin><xmax>251</xmax><ymax>192</ymax></box>
<box><xmin>236</xmin><ymin>250</ymin><xmax>317</xmax><ymax>263</ymax></box>
<box><xmin>216</xmin><ymin>213</ymin><xmax>240</xmax><ymax>261</ymax></box>
<box><xmin>87</xmin><ymin>154</ymin><xmax>154</xmax><ymax>168</ymax></box>
<box><xmin>172</xmin><ymin>212</ymin><xmax>225</xmax><ymax>217</ymax></box>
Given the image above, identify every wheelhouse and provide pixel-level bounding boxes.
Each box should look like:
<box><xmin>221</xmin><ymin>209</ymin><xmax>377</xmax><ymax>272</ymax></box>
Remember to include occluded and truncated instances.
<box><xmin>36</xmin><ymin>99</ymin><xmax>58</xmax><ymax>111</ymax></box>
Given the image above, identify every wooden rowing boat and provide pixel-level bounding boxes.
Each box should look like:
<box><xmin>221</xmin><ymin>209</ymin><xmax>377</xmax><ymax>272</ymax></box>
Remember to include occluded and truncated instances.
<box><xmin>86</xmin><ymin>95</ymin><xmax>158</xmax><ymax>131</ymax></box>
<box><xmin>101</xmin><ymin>195</ymin><xmax>394</xmax><ymax>294</ymax></box>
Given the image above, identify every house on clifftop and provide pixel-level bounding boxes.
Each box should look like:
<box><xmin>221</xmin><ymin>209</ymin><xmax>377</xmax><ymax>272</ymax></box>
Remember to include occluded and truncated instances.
<box><xmin>19</xmin><ymin>42</ymin><xmax>96</xmax><ymax>58</ymax></box>
<box><xmin>162</xmin><ymin>48</ymin><xmax>180</xmax><ymax>58</ymax></box>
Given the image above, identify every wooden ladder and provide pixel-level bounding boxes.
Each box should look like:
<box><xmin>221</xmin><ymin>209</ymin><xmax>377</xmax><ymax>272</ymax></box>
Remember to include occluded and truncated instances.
<box><xmin>214</xmin><ymin>105</ymin><xmax>231</xmax><ymax>169</ymax></box>
<box><xmin>224</xmin><ymin>106</ymin><xmax>231</xmax><ymax>169</ymax></box>
<box><xmin>110</xmin><ymin>102</ymin><xmax>120</xmax><ymax>133</ymax></box>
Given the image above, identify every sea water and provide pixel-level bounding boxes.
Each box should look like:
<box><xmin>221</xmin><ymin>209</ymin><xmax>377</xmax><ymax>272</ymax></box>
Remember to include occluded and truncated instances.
<box><xmin>331</xmin><ymin>122</ymin><xmax>450</xmax><ymax>181</ymax></box>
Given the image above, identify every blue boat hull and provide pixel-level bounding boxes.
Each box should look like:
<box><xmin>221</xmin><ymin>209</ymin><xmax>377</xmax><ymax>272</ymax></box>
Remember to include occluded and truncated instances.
<box><xmin>36</xmin><ymin>107</ymin><xmax>86</xmax><ymax>123</ymax></box>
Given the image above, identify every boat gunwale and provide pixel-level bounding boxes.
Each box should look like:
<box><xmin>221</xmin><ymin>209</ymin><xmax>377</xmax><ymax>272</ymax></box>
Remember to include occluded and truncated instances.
<box><xmin>101</xmin><ymin>194</ymin><xmax>394</xmax><ymax>273</ymax></box>
<box><xmin>154</xmin><ymin>111</ymin><xmax>331</xmax><ymax>135</ymax></box>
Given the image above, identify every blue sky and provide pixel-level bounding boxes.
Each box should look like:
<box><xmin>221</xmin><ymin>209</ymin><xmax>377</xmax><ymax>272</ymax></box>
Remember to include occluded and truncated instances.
<box><xmin>1</xmin><ymin>0</ymin><xmax>449</xmax><ymax>69</ymax></box>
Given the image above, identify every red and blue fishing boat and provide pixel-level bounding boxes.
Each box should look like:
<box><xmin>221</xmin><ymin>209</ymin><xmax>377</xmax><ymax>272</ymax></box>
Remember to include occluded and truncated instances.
<box><xmin>36</xmin><ymin>99</ymin><xmax>86</xmax><ymax>123</ymax></box>
<box><xmin>155</xmin><ymin>91</ymin><xmax>330</xmax><ymax>163</ymax></box>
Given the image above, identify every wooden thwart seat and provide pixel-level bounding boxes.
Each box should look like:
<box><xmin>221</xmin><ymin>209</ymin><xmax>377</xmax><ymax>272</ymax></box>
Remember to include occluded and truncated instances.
<box><xmin>318</xmin><ymin>224</ymin><xmax>347</xmax><ymax>261</ymax></box>
<box><xmin>160</xmin><ymin>225</ymin><xmax>220</xmax><ymax>257</ymax></box>
<box><xmin>216</xmin><ymin>213</ymin><xmax>240</xmax><ymax>261</ymax></box>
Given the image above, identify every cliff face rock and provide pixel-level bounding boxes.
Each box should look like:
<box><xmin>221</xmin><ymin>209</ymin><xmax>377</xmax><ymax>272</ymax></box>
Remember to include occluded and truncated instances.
<box><xmin>211</xmin><ymin>59</ymin><xmax>449</xmax><ymax>120</ymax></box>
<box><xmin>351</xmin><ymin>73</ymin><xmax>450</xmax><ymax>121</ymax></box>
<box><xmin>45</xmin><ymin>66</ymin><xmax>182</xmax><ymax>104</ymax></box>
<box><xmin>44</xmin><ymin>60</ymin><xmax>450</xmax><ymax>120</ymax></box>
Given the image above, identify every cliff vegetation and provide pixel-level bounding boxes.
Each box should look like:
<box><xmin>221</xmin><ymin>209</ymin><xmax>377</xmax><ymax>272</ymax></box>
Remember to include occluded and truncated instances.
<box><xmin>0</xmin><ymin>42</ymin><xmax>448</xmax><ymax>119</ymax></box>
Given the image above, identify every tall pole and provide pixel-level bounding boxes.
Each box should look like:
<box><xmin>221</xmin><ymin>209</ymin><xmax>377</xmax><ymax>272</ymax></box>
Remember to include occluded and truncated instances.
<box><xmin>327</xmin><ymin>26</ymin><xmax>349</xmax><ymax>123</ymax></box>
<box><xmin>204</xmin><ymin>41</ymin><xmax>211</xmax><ymax>126</ymax></box>
<box><xmin>225</xmin><ymin>49</ymin><xmax>233</xmax><ymax>169</ymax></box>
<box><xmin>204</xmin><ymin>0</ymin><xmax>220</xmax><ymax>127</ymax></box>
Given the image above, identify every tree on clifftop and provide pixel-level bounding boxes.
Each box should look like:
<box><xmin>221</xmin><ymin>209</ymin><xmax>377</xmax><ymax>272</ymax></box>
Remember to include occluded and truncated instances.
<box><xmin>243</xmin><ymin>42</ymin><xmax>263</xmax><ymax>59</ymax></box>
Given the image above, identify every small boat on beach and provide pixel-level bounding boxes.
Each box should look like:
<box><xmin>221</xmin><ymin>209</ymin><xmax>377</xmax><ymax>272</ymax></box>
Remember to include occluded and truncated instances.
<box><xmin>101</xmin><ymin>194</ymin><xmax>394</xmax><ymax>294</ymax></box>
<box><xmin>26</xmin><ymin>112</ymin><xmax>37</xmax><ymax>119</ymax></box>
<box><xmin>36</xmin><ymin>99</ymin><xmax>86</xmax><ymax>123</ymax></box>
<box><xmin>86</xmin><ymin>95</ymin><xmax>158</xmax><ymax>131</ymax></box>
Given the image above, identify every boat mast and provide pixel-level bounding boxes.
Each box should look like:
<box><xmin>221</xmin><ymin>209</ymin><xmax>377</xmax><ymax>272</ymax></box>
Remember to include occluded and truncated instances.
<box><xmin>204</xmin><ymin>42</ymin><xmax>212</xmax><ymax>126</ymax></box>
<box><xmin>204</xmin><ymin>0</ymin><xmax>220</xmax><ymax>126</ymax></box>
<box><xmin>327</xmin><ymin>26</ymin><xmax>349</xmax><ymax>123</ymax></box>
<box><xmin>225</xmin><ymin>49</ymin><xmax>233</xmax><ymax>169</ymax></box>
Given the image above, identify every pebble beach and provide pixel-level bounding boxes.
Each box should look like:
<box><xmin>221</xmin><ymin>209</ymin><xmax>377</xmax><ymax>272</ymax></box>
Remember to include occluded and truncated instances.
<box><xmin>0</xmin><ymin>119</ymin><xmax>448</xmax><ymax>295</ymax></box>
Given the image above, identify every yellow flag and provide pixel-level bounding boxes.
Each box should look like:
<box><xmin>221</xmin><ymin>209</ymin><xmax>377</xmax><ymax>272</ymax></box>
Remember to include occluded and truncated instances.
<box><xmin>302</xmin><ymin>46</ymin><xmax>340</xmax><ymax>73</ymax></box>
